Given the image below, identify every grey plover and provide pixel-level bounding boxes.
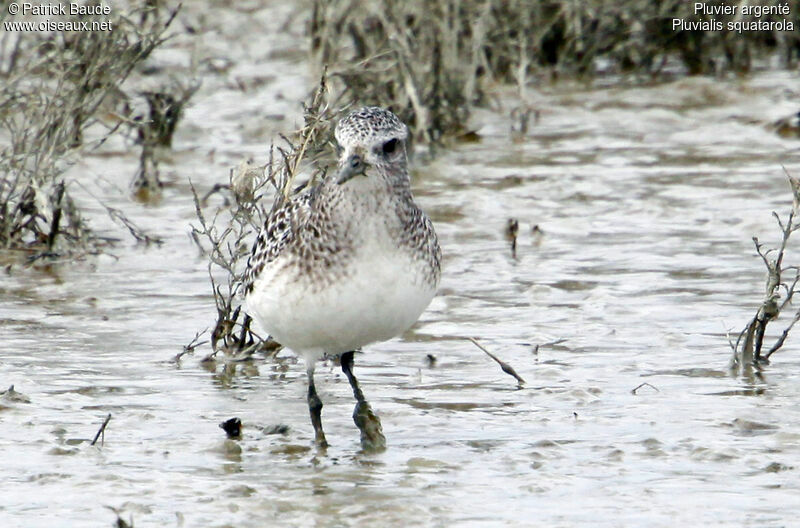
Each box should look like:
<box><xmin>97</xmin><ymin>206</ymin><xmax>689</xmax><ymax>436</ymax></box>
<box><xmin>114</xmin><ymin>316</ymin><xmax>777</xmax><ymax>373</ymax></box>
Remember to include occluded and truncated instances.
<box><xmin>243</xmin><ymin>107</ymin><xmax>441</xmax><ymax>449</ymax></box>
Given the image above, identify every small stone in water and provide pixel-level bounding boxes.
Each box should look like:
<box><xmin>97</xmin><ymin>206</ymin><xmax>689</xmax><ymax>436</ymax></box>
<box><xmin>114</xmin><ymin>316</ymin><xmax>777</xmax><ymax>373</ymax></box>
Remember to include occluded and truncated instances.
<box><xmin>262</xmin><ymin>424</ymin><xmax>290</xmax><ymax>435</ymax></box>
<box><xmin>1</xmin><ymin>385</ymin><xmax>31</xmax><ymax>403</ymax></box>
<box><xmin>220</xmin><ymin>417</ymin><xmax>242</xmax><ymax>439</ymax></box>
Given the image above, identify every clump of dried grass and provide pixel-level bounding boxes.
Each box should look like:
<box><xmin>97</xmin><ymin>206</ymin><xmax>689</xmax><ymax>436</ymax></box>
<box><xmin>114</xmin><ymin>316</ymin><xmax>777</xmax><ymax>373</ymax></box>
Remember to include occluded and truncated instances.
<box><xmin>0</xmin><ymin>5</ymin><xmax>179</xmax><ymax>257</ymax></box>
<box><xmin>132</xmin><ymin>80</ymin><xmax>200</xmax><ymax>202</ymax></box>
<box><xmin>188</xmin><ymin>75</ymin><xmax>336</xmax><ymax>360</ymax></box>
<box><xmin>312</xmin><ymin>0</ymin><xmax>800</xmax><ymax>143</ymax></box>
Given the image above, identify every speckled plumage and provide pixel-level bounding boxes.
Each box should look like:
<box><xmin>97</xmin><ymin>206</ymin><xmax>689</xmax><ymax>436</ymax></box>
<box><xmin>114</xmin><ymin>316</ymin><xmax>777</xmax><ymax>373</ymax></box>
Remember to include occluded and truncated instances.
<box><xmin>242</xmin><ymin>107</ymin><xmax>441</xmax><ymax>360</ymax></box>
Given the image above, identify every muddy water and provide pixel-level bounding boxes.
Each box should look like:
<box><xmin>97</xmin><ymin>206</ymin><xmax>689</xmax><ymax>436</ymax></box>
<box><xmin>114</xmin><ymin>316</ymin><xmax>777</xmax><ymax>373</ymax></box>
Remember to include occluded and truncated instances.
<box><xmin>3</xmin><ymin>5</ymin><xmax>800</xmax><ymax>527</ymax></box>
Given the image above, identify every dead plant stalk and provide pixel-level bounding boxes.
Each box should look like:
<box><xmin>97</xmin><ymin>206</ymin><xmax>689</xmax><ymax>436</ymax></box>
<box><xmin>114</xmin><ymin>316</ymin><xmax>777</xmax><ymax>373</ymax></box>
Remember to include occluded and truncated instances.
<box><xmin>731</xmin><ymin>169</ymin><xmax>800</xmax><ymax>371</ymax></box>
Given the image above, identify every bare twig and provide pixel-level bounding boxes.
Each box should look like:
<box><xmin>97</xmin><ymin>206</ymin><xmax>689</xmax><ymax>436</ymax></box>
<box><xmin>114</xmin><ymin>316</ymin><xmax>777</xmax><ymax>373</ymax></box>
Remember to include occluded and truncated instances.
<box><xmin>765</xmin><ymin>309</ymin><xmax>800</xmax><ymax>360</ymax></box>
<box><xmin>724</xmin><ymin>322</ymin><xmax>737</xmax><ymax>354</ymax></box>
<box><xmin>539</xmin><ymin>338</ymin><xmax>568</xmax><ymax>348</ymax></box>
<box><xmin>174</xmin><ymin>328</ymin><xmax>209</xmax><ymax>363</ymax></box>
<box><xmin>279</xmin><ymin>70</ymin><xmax>332</xmax><ymax>201</ymax></box>
<box><xmin>91</xmin><ymin>413</ymin><xmax>112</xmax><ymax>446</ymax></box>
<box><xmin>505</xmin><ymin>218</ymin><xmax>519</xmax><ymax>259</ymax></box>
<box><xmin>732</xmin><ymin>169</ymin><xmax>800</xmax><ymax>371</ymax></box>
<box><xmin>469</xmin><ymin>337</ymin><xmax>526</xmax><ymax>385</ymax></box>
<box><xmin>188</xmin><ymin>175</ymin><xmax>270</xmax><ymax>356</ymax></box>
<box><xmin>201</xmin><ymin>183</ymin><xmax>231</xmax><ymax>207</ymax></box>
<box><xmin>631</xmin><ymin>382</ymin><xmax>659</xmax><ymax>394</ymax></box>
<box><xmin>104</xmin><ymin>205</ymin><xmax>164</xmax><ymax>246</ymax></box>
<box><xmin>46</xmin><ymin>182</ymin><xmax>65</xmax><ymax>250</ymax></box>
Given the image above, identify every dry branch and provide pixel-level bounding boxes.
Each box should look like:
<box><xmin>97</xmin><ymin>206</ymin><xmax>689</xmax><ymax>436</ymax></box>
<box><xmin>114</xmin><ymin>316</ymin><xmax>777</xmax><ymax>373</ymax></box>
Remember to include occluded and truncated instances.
<box><xmin>731</xmin><ymin>169</ymin><xmax>800</xmax><ymax>372</ymax></box>
<box><xmin>505</xmin><ymin>218</ymin><xmax>519</xmax><ymax>259</ymax></box>
<box><xmin>469</xmin><ymin>337</ymin><xmax>526</xmax><ymax>385</ymax></box>
<box><xmin>91</xmin><ymin>413</ymin><xmax>112</xmax><ymax>446</ymax></box>
<box><xmin>631</xmin><ymin>382</ymin><xmax>659</xmax><ymax>395</ymax></box>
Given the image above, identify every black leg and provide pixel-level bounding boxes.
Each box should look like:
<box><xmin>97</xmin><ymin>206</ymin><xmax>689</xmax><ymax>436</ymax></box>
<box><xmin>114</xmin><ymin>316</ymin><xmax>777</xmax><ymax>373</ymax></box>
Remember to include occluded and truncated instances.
<box><xmin>306</xmin><ymin>366</ymin><xmax>328</xmax><ymax>448</ymax></box>
<box><xmin>341</xmin><ymin>351</ymin><xmax>386</xmax><ymax>451</ymax></box>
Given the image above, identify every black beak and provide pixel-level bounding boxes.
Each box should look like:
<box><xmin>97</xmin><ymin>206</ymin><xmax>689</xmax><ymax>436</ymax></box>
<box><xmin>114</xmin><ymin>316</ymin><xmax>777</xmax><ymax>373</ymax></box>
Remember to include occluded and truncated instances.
<box><xmin>336</xmin><ymin>154</ymin><xmax>366</xmax><ymax>185</ymax></box>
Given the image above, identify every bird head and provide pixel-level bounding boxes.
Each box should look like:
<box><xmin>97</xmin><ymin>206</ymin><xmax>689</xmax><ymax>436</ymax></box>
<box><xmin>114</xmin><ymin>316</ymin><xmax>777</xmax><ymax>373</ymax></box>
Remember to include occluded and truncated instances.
<box><xmin>333</xmin><ymin>107</ymin><xmax>409</xmax><ymax>185</ymax></box>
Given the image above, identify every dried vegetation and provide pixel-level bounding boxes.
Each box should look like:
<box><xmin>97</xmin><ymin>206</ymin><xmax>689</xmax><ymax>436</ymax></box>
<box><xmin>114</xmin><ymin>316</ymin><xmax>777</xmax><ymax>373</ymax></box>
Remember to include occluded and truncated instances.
<box><xmin>312</xmin><ymin>0</ymin><xmax>800</xmax><ymax>143</ymax></box>
<box><xmin>188</xmin><ymin>76</ymin><xmax>336</xmax><ymax>360</ymax></box>
<box><xmin>0</xmin><ymin>5</ymin><xmax>182</xmax><ymax>258</ymax></box>
<box><xmin>730</xmin><ymin>170</ymin><xmax>800</xmax><ymax>374</ymax></box>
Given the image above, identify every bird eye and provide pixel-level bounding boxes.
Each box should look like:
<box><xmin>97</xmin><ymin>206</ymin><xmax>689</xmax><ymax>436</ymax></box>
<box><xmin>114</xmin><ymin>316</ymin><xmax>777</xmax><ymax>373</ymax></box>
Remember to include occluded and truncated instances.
<box><xmin>382</xmin><ymin>138</ymin><xmax>399</xmax><ymax>155</ymax></box>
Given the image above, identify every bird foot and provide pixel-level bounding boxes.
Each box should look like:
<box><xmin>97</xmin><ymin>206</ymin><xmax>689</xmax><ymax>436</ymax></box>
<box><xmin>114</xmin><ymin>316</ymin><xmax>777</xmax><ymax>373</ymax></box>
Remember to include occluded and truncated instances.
<box><xmin>314</xmin><ymin>431</ymin><xmax>329</xmax><ymax>450</ymax></box>
<box><xmin>353</xmin><ymin>400</ymin><xmax>386</xmax><ymax>452</ymax></box>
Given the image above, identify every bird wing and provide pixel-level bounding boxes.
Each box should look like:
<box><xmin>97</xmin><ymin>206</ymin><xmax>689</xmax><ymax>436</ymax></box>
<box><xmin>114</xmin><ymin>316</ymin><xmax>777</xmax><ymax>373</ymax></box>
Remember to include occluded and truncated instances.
<box><xmin>241</xmin><ymin>191</ymin><xmax>313</xmax><ymax>295</ymax></box>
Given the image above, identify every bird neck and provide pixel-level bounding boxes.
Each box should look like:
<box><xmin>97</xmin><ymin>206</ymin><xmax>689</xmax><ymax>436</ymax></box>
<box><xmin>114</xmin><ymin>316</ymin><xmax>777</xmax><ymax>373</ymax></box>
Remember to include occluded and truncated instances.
<box><xmin>376</xmin><ymin>161</ymin><xmax>413</xmax><ymax>196</ymax></box>
<box><xmin>312</xmin><ymin>161</ymin><xmax>414</xmax><ymax>222</ymax></box>
<box><xmin>334</xmin><ymin>161</ymin><xmax>411</xmax><ymax>197</ymax></box>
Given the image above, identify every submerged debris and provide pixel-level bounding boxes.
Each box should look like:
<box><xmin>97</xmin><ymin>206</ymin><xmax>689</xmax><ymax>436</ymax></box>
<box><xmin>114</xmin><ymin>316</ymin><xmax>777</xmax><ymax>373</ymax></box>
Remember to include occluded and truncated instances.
<box><xmin>138</xmin><ymin>84</ymin><xmax>199</xmax><ymax>149</ymax></box>
<box><xmin>105</xmin><ymin>506</ymin><xmax>134</xmax><ymax>528</ymax></box>
<box><xmin>772</xmin><ymin>110</ymin><xmax>800</xmax><ymax>138</ymax></box>
<box><xmin>510</xmin><ymin>105</ymin><xmax>538</xmax><ymax>140</ymax></box>
<box><xmin>505</xmin><ymin>218</ymin><xmax>519</xmax><ymax>258</ymax></box>
<box><xmin>531</xmin><ymin>224</ymin><xmax>544</xmax><ymax>246</ymax></box>
<box><xmin>0</xmin><ymin>385</ymin><xmax>31</xmax><ymax>404</ymax></box>
<box><xmin>262</xmin><ymin>424</ymin><xmax>290</xmax><ymax>436</ymax></box>
<box><xmin>131</xmin><ymin>81</ymin><xmax>200</xmax><ymax>201</ymax></box>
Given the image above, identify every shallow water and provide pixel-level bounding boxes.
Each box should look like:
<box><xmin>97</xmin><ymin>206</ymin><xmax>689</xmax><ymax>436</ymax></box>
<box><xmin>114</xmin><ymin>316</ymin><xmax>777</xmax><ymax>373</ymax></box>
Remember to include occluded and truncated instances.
<box><xmin>3</xmin><ymin>4</ymin><xmax>800</xmax><ymax>527</ymax></box>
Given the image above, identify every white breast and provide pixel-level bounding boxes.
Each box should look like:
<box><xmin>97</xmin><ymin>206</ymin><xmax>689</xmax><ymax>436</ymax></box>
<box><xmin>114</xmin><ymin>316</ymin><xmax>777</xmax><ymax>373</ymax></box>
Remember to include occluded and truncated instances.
<box><xmin>245</xmin><ymin>224</ymin><xmax>436</xmax><ymax>361</ymax></box>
